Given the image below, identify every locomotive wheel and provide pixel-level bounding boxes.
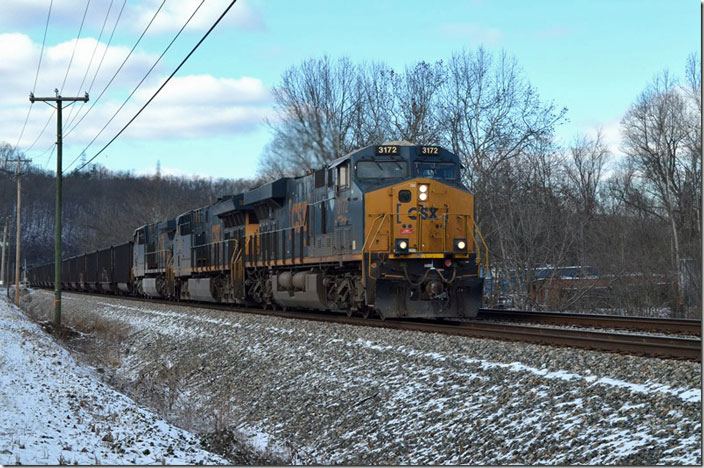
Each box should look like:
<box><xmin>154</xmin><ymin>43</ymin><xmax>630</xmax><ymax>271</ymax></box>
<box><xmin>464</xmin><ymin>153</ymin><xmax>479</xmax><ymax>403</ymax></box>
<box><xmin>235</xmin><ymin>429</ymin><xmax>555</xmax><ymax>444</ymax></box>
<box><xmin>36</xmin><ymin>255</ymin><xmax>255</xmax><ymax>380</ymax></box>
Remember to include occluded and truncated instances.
<box><xmin>362</xmin><ymin>307</ymin><xmax>371</xmax><ymax>319</ymax></box>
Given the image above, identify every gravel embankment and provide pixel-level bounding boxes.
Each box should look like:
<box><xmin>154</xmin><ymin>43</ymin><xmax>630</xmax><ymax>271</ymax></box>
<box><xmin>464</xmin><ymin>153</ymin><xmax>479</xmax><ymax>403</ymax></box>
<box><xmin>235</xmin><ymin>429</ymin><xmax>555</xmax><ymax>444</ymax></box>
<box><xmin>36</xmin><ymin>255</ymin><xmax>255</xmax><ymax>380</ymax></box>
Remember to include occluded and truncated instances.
<box><xmin>25</xmin><ymin>289</ymin><xmax>702</xmax><ymax>465</ymax></box>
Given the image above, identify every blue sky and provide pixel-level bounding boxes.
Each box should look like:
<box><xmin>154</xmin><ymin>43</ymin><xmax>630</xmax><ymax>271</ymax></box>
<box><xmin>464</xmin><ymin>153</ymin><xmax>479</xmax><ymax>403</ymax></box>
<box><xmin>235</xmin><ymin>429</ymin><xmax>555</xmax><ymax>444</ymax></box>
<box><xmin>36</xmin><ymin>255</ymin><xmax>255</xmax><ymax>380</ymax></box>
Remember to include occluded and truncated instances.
<box><xmin>0</xmin><ymin>0</ymin><xmax>699</xmax><ymax>179</ymax></box>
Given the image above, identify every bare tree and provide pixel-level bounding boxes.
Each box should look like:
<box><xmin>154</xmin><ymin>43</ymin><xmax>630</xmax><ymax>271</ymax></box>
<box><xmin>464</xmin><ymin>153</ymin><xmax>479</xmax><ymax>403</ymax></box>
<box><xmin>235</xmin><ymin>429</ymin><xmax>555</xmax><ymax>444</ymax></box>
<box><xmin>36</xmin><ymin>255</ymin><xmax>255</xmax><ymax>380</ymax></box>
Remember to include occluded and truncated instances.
<box><xmin>563</xmin><ymin>132</ymin><xmax>610</xmax><ymax>268</ymax></box>
<box><xmin>441</xmin><ymin>47</ymin><xmax>567</xmax><ymax>190</ymax></box>
<box><xmin>389</xmin><ymin>61</ymin><xmax>445</xmax><ymax>143</ymax></box>
<box><xmin>0</xmin><ymin>142</ymin><xmax>21</xmax><ymax>173</ymax></box>
<box><xmin>565</xmin><ymin>131</ymin><xmax>609</xmax><ymax>217</ymax></box>
<box><xmin>263</xmin><ymin>56</ymin><xmax>361</xmax><ymax>176</ymax></box>
<box><xmin>620</xmin><ymin>71</ymin><xmax>692</xmax><ymax>314</ymax></box>
<box><xmin>354</xmin><ymin>61</ymin><xmax>394</xmax><ymax>145</ymax></box>
<box><xmin>261</xmin><ymin>57</ymin><xmax>450</xmax><ymax>178</ymax></box>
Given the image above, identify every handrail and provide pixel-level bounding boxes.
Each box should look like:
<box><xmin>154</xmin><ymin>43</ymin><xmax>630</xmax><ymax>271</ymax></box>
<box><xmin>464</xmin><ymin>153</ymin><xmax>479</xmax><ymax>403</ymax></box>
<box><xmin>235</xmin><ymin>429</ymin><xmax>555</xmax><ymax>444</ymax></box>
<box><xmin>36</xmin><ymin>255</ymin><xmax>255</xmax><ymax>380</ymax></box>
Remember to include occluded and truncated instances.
<box><xmin>361</xmin><ymin>214</ymin><xmax>391</xmax><ymax>281</ymax></box>
<box><xmin>193</xmin><ymin>238</ymin><xmax>237</xmax><ymax>270</ymax></box>
<box><xmin>474</xmin><ymin>222</ymin><xmax>490</xmax><ymax>276</ymax></box>
<box><xmin>229</xmin><ymin>238</ymin><xmax>241</xmax><ymax>287</ymax></box>
<box><xmin>145</xmin><ymin>248</ymin><xmax>172</xmax><ymax>270</ymax></box>
<box><xmin>256</xmin><ymin>224</ymin><xmax>305</xmax><ymax>236</ymax></box>
<box><xmin>192</xmin><ymin>238</ymin><xmax>237</xmax><ymax>249</ymax></box>
<box><xmin>361</xmin><ymin>214</ymin><xmax>388</xmax><ymax>252</ymax></box>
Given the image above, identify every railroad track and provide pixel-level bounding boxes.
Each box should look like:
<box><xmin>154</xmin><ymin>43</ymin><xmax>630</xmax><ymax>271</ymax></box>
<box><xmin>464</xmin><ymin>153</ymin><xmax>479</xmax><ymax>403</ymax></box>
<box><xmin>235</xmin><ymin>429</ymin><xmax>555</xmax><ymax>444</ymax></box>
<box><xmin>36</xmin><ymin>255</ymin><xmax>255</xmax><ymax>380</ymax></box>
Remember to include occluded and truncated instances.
<box><xmin>477</xmin><ymin>309</ymin><xmax>702</xmax><ymax>336</ymax></box>
<box><xmin>27</xmin><ymin>289</ymin><xmax>703</xmax><ymax>361</ymax></box>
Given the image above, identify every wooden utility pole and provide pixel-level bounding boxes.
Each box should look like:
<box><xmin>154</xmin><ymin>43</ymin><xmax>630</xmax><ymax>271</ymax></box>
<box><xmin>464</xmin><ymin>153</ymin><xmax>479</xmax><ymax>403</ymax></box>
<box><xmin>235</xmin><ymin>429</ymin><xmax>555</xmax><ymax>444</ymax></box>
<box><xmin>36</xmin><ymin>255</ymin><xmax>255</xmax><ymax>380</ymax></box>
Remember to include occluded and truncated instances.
<box><xmin>0</xmin><ymin>217</ymin><xmax>7</xmax><ymax>289</ymax></box>
<box><xmin>5</xmin><ymin>238</ymin><xmax>10</xmax><ymax>298</ymax></box>
<box><xmin>13</xmin><ymin>157</ymin><xmax>31</xmax><ymax>306</ymax></box>
<box><xmin>30</xmin><ymin>90</ymin><xmax>89</xmax><ymax>324</ymax></box>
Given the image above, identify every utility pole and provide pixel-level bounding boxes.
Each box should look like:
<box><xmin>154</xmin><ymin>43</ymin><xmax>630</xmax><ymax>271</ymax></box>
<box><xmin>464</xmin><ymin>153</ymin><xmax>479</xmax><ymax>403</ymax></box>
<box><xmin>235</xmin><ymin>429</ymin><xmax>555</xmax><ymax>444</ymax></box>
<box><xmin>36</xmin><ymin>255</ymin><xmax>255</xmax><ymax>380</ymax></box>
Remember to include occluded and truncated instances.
<box><xmin>5</xmin><ymin>239</ymin><xmax>10</xmax><ymax>299</ymax></box>
<box><xmin>30</xmin><ymin>89</ymin><xmax>89</xmax><ymax>325</ymax></box>
<box><xmin>0</xmin><ymin>217</ymin><xmax>7</xmax><ymax>289</ymax></box>
<box><xmin>13</xmin><ymin>156</ymin><xmax>31</xmax><ymax>306</ymax></box>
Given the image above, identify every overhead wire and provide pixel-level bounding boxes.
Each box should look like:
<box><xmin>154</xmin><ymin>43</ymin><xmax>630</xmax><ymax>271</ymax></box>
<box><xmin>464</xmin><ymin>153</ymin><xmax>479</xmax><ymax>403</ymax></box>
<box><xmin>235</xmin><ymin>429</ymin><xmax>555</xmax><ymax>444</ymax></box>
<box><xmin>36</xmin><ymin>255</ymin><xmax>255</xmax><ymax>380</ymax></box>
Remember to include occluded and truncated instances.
<box><xmin>32</xmin><ymin>0</ymin><xmax>90</xmax><ymax>169</ymax></box>
<box><xmin>65</xmin><ymin>0</ymin><xmax>207</xmax><ymax>172</ymax></box>
<box><xmin>65</xmin><ymin>0</ymin><xmax>126</xmax><ymax>131</ymax></box>
<box><xmin>60</xmin><ymin>0</ymin><xmax>92</xmax><ymax>93</ymax></box>
<box><xmin>15</xmin><ymin>0</ymin><xmax>54</xmax><ymax>149</ymax></box>
<box><xmin>72</xmin><ymin>0</ymin><xmax>240</xmax><ymax>174</ymax></box>
<box><xmin>64</xmin><ymin>0</ymin><xmax>166</xmax><ymax>138</ymax></box>
<box><xmin>34</xmin><ymin>0</ymin><xmax>126</xmax><ymax>169</ymax></box>
<box><xmin>63</xmin><ymin>0</ymin><xmax>116</xmax><ymax>131</ymax></box>
<box><xmin>25</xmin><ymin>111</ymin><xmax>54</xmax><ymax>154</ymax></box>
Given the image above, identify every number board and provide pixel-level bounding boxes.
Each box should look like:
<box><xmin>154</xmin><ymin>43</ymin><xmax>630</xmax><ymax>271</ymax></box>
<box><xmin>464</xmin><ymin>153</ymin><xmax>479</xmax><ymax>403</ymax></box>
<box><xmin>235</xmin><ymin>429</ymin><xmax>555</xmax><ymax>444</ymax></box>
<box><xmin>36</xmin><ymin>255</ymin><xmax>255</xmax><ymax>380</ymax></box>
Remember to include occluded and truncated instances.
<box><xmin>418</xmin><ymin>146</ymin><xmax>440</xmax><ymax>155</ymax></box>
<box><xmin>375</xmin><ymin>145</ymin><xmax>399</xmax><ymax>155</ymax></box>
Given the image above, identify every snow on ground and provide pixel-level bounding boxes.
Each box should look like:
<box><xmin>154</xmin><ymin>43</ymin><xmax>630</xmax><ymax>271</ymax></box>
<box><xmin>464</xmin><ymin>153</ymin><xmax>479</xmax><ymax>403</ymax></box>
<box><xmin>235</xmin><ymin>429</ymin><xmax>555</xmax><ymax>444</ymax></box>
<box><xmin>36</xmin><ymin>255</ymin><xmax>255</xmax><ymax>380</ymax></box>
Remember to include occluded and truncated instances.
<box><xmin>24</xmin><ymin>290</ymin><xmax>703</xmax><ymax>465</ymax></box>
<box><xmin>0</xmin><ymin>296</ymin><xmax>227</xmax><ymax>465</ymax></box>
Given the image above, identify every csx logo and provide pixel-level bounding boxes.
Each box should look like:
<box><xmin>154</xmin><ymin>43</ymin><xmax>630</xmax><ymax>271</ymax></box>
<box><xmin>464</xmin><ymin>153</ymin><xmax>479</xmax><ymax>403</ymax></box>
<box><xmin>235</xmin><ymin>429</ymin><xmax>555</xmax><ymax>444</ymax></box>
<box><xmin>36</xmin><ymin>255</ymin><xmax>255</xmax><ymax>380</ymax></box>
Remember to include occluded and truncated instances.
<box><xmin>396</xmin><ymin>203</ymin><xmax>447</xmax><ymax>221</ymax></box>
<box><xmin>409</xmin><ymin>206</ymin><xmax>438</xmax><ymax>220</ymax></box>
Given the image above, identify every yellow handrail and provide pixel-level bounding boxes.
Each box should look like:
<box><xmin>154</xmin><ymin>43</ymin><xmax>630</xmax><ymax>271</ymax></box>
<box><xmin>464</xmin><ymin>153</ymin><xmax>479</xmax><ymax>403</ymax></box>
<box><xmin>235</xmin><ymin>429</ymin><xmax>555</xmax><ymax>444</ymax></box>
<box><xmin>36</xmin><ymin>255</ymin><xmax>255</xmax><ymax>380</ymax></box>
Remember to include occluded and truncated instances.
<box><xmin>361</xmin><ymin>214</ymin><xmax>386</xmax><ymax>252</ymax></box>
<box><xmin>361</xmin><ymin>214</ymin><xmax>392</xmax><ymax>282</ymax></box>
<box><xmin>473</xmin><ymin>223</ymin><xmax>490</xmax><ymax>276</ymax></box>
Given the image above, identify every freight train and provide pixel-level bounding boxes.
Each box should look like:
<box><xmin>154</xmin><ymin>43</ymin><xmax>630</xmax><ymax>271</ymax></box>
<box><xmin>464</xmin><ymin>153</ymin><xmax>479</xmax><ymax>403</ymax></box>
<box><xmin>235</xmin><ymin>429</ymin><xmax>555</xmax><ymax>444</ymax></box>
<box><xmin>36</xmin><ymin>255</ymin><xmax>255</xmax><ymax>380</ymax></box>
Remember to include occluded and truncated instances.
<box><xmin>28</xmin><ymin>142</ymin><xmax>488</xmax><ymax>319</ymax></box>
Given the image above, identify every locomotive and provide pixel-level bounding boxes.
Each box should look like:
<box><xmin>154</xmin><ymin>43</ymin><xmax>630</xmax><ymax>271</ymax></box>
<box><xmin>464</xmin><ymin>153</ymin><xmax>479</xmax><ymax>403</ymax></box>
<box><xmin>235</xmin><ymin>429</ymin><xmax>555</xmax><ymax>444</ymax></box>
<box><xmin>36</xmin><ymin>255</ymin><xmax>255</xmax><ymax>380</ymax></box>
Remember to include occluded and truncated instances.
<box><xmin>28</xmin><ymin>142</ymin><xmax>488</xmax><ymax>319</ymax></box>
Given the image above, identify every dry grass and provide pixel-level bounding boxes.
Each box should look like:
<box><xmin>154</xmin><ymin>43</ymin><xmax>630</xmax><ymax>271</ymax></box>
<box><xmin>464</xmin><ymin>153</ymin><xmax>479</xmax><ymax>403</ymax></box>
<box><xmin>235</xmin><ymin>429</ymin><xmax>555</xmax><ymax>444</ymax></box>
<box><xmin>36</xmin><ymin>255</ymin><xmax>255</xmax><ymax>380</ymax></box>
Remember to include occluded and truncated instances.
<box><xmin>19</xmin><ymin>291</ymin><xmax>295</xmax><ymax>464</ymax></box>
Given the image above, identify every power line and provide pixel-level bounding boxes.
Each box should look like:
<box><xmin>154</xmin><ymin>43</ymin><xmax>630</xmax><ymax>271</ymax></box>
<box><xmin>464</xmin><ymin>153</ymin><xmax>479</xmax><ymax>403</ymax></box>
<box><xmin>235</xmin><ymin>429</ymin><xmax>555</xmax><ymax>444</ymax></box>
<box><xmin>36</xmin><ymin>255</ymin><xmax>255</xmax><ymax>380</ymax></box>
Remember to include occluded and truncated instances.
<box><xmin>65</xmin><ymin>0</ymin><xmax>207</xmax><ymax>172</ymax></box>
<box><xmin>73</xmin><ymin>0</ymin><xmax>239</xmax><ymax>174</ymax></box>
<box><xmin>15</xmin><ymin>0</ymin><xmax>54</xmax><ymax>149</ymax></box>
<box><xmin>32</xmin><ymin>1</ymin><xmax>54</xmax><ymax>92</ymax></box>
<box><xmin>66</xmin><ymin>0</ymin><xmax>117</xmax><ymax>129</ymax></box>
<box><xmin>25</xmin><ymin>109</ymin><xmax>55</xmax><ymax>153</ymax></box>
<box><xmin>66</xmin><ymin>0</ymin><xmax>127</xmax><ymax>130</ymax></box>
<box><xmin>60</xmin><ymin>0</ymin><xmax>92</xmax><ymax>93</ymax></box>
<box><xmin>44</xmin><ymin>145</ymin><xmax>56</xmax><ymax>168</ymax></box>
<box><xmin>64</xmin><ymin>0</ymin><xmax>165</xmax><ymax>137</ymax></box>
<box><xmin>28</xmin><ymin>0</ymin><xmax>90</xmax><ymax>162</ymax></box>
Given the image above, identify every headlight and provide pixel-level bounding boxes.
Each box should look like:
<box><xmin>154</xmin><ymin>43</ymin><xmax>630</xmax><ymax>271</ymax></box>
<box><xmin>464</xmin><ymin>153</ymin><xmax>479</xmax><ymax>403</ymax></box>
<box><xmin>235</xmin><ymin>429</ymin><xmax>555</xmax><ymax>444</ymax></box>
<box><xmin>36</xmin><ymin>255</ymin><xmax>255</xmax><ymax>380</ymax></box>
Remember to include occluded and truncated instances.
<box><xmin>457</xmin><ymin>240</ymin><xmax>466</xmax><ymax>250</ymax></box>
<box><xmin>418</xmin><ymin>192</ymin><xmax>428</xmax><ymax>201</ymax></box>
<box><xmin>454</xmin><ymin>239</ymin><xmax>467</xmax><ymax>252</ymax></box>
<box><xmin>395</xmin><ymin>238</ymin><xmax>409</xmax><ymax>252</ymax></box>
<box><xmin>419</xmin><ymin>184</ymin><xmax>428</xmax><ymax>193</ymax></box>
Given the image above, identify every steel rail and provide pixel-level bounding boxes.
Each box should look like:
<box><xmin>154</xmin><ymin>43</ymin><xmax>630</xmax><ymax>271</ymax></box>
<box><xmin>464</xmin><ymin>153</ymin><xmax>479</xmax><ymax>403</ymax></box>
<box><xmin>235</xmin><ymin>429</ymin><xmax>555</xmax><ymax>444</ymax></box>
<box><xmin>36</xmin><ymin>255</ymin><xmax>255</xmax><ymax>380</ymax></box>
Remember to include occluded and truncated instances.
<box><xmin>29</xmin><ymin>289</ymin><xmax>701</xmax><ymax>361</ymax></box>
<box><xmin>477</xmin><ymin>309</ymin><xmax>702</xmax><ymax>336</ymax></box>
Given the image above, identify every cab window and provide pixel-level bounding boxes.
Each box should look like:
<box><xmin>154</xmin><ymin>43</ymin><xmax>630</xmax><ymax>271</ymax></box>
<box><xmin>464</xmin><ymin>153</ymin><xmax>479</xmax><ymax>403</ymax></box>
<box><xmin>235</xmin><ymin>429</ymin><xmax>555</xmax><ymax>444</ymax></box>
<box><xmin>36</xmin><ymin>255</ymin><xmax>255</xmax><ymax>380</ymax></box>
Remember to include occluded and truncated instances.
<box><xmin>337</xmin><ymin>162</ymin><xmax>350</xmax><ymax>189</ymax></box>
<box><xmin>356</xmin><ymin>160</ymin><xmax>408</xmax><ymax>180</ymax></box>
<box><xmin>415</xmin><ymin>162</ymin><xmax>456</xmax><ymax>180</ymax></box>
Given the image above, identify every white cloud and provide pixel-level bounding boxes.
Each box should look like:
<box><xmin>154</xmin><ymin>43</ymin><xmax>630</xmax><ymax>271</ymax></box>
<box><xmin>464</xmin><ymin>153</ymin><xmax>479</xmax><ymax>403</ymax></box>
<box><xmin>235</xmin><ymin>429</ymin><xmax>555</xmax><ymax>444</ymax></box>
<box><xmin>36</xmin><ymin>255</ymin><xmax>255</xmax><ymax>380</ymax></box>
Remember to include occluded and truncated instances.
<box><xmin>582</xmin><ymin>118</ymin><xmax>624</xmax><ymax>158</ymax></box>
<box><xmin>442</xmin><ymin>23</ymin><xmax>503</xmax><ymax>46</ymax></box>
<box><xmin>0</xmin><ymin>0</ymin><xmax>265</xmax><ymax>34</ymax></box>
<box><xmin>69</xmin><ymin>74</ymin><xmax>273</xmax><ymax>143</ymax></box>
<box><xmin>0</xmin><ymin>33</ymin><xmax>160</xmax><ymax>147</ymax></box>
<box><xmin>134</xmin><ymin>74</ymin><xmax>269</xmax><ymax>106</ymax></box>
<box><xmin>0</xmin><ymin>0</ymin><xmax>87</xmax><ymax>29</ymax></box>
<box><xmin>0</xmin><ymin>33</ymin><xmax>272</xmax><ymax>156</ymax></box>
<box><xmin>131</xmin><ymin>0</ymin><xmax>265</xmax><ymax>35</ymax></box>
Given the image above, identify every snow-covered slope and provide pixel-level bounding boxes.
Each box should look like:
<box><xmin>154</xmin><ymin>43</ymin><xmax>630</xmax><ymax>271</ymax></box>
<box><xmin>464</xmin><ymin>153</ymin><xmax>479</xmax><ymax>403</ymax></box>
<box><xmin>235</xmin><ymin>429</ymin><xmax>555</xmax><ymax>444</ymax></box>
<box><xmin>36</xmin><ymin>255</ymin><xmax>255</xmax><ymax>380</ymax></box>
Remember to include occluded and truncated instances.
<box><xmin>0</xmin><ymin>297</ymin><xmax>227</xmax><ymax>465</ymax></box>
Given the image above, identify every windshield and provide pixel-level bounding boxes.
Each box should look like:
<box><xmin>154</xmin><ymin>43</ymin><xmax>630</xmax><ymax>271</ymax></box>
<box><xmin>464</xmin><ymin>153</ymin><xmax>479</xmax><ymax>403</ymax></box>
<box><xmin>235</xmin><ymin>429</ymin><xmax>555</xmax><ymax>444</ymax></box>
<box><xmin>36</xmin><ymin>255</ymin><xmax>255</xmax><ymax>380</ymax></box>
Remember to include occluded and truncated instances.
<box><xmin>415</xmin><ymin>162</ymin><xmax>457</xmax><ymax>180</ymax></box>
<box><xmin>356</xmin><ymin>160</ymin><xmax>408</xmax><ymax>179</ymax></box>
